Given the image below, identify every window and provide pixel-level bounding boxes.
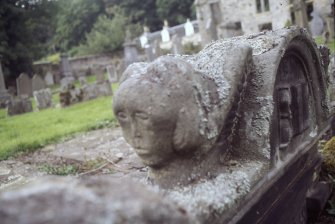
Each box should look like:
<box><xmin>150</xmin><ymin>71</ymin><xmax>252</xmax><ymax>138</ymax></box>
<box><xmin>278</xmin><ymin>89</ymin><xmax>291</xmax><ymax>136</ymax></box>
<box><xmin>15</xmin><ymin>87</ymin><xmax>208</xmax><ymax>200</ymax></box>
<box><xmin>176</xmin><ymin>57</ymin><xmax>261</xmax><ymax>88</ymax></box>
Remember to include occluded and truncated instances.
<box><xmin>256</xmin><ymin>0</ymin><xmax>270</xmax><ymax>13</ymax></box>
<box><xmin>264</xmin><ymin>0</ymin><xmax>270</xmax><ymax>11</ymax></box>
<box><xmin>256</xmin><ymin>0</ymin><xmax>262</xmax><ymax>13</ymax></box>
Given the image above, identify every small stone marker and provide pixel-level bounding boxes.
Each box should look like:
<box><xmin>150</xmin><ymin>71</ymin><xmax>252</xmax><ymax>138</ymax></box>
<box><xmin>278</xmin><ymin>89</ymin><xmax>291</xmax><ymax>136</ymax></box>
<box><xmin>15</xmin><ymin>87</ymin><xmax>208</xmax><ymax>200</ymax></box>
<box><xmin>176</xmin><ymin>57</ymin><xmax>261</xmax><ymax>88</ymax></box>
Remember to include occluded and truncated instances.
<box><xmin>6</xmin><ymin>95</ymin><xmax>33</xmax><ymax>116</ymax></box>
<box><xmin>16</xmin><ymin>73</ymin><xmax>32</xmax><ymax>97</ymax></box>
<box><xmin>145</xmin><ymin>45</ymin><xmax>155</xmax><ymax>62</ymax></box>
<box><xmin>171</xmin><ymin>35</ymin><xmax>183</xmax><ymax>55</ymax></box>
<box><xmin>310</xmin><ymin>11</ymin><xmax>324</xmax><ymax>36</ymax></box>
<box><xmin>0</xmin><ymin>56</ymin><xmax>11</xmax><ymax>108</ymax></box>
<box><xmin>44</xmin><ymin>72</ymin><xmax>54</xmax><ymax>86</ymax></box>
<box><xmin>33</xmin><ymin>88</ymin><xmax>52</xmax><ymax>110</ymax></box>
<box><xmin>60</xmin><ymin>54</ymin><xmax>73</xmax><ymax>77</ymax></box>
<box><xmin>106</xmin><ymin>65</ymin><xmax>118</xmax><ymax>83</ymax></box>
<box><xmin>96</xmin><ymin>73</ymin><xmax>105</xmax><ymax>84</ymax></box>
<box><xmin>32</xmin><ymin>74</ymin><xmax>46</xmax><ymax>92</ymax></box>
<box><xmin>79</xmin><ymin>76</ymin><xmax>88</xmax><ymax>86</ymax></box>
<box><xmin>60</xmin><ymin>77</ymin><xmax>75</xmax><ymax>91</ymax></box>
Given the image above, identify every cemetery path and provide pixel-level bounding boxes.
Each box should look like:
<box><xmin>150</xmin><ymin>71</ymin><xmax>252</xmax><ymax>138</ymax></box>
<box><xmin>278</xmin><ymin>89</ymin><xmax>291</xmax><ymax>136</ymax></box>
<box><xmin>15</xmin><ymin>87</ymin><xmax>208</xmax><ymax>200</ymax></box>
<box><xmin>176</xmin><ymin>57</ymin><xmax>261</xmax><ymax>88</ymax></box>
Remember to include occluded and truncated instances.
<box><xmin>0</xmin><ymin>127</ymin><xmax>148</xmax><ymax>191</ymax></box>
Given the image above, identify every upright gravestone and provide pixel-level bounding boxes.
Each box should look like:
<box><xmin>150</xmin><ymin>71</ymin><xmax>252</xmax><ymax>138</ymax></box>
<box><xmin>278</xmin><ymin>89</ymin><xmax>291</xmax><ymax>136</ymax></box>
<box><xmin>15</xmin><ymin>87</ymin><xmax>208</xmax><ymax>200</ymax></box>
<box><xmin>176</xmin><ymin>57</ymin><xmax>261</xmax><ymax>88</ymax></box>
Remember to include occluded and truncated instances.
<box><xmin>106</xmin><ymin>65</ymin><xmax>118</xmax><ymax>83</ymax></box>
<box><xmin>0</xmin><ymin>56</ymin><xmax>11</xmax><ymax>108</ymax></box>
<box><xmin>32</xmin><ymin>74</ymin><xmax>46</xmax><ymax>92</ymax></box>
<box><xmin>171</xmin><ymin>35</ymin><xmax>183</xmax><ymax>55</ymax></box>
<box><xmin>33</xmin><ymin>88</ymin><xmax>52</xmax><ymax>110</ymax></box>
<box><xmin>310</xmin><ymin>11</ymin><xmax>325</xmax><ymax>36</ymax></box>
<box><xmin>145</xmin><ymin>45</ymin><xmax>155</xmax><ymax>62</ymax></box>
<box><xmin>44</xmin><ymin>72</ymin><xmax>54</xmax><ymax>86</ymax></box>
<box><xmin>6</xmin><ymin>95</ymin><xmax>33</xmax><ymax>116</ymax></box>
<box><xmin>153</xmin><ymin>39</ymin><xmax>162</xmax><ymax>59</ymax></box>
<box><xmin>16</xmin><ymin>73</ymin><xmax>32</xmax><ymax>97</ymax></box>
<box><xmin>60</xmin><ymin>54</ymin><xmax>73</xmax><ymax>78</ymax></box>
<box><xmin>96</xmin><ymin>73</ymin><xmax>105</xmax><ymax>84</ymax></box>
<box><xmin>123</xmin><ymin>42</ymin><xmax>139</xmax><ymax>68</ymax></box>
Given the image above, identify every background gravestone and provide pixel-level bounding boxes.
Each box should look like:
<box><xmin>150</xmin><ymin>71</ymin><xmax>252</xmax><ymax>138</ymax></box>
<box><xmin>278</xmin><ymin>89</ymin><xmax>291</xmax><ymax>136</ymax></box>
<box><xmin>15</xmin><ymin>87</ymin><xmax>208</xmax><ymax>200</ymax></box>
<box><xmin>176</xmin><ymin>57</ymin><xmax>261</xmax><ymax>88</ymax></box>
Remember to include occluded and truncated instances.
<box><xmin>96</xmin><ymin>73</ymin><xmax>105</xmax><ymax>84</ymax></box>
<box><xmin>6</xmin><ymin>95</ymin><xmax>33</xmax><ymax>116</ymax></box>
<box><xmin>44</xmin><ymin>72</ymin><xmax>54</xmax><ymax>86</ymax></box>
<box><xmin>32</xmin><ymin>74</ymin><xmax>46</xmax><ymax>92</ymax></box>
<box><xmin>106</xmin><ymin>65</ymin><xmax>118</xmax><ymax>83</ymax></box>
<box><xmin>310</xmin><ymin>11</ymin><xmax>325</xmax><ymax>36</ymax></box>
<box><xmin>16</xmin><ymin>73</ymin><xmax>32</xmax><ymax>97</ymax></box>
<box><xmin>60</xmin><ymin>54</ymin><xmax>73</xmax><ymax>78</ymax></box>
<box><xmin>33</xmin><ymin>88</ymin><xmax>52</xmax><ymax>110</ymax></box>
<box><xmin>0</xmin><ymin>56</ymin><xmax>11</xmax><ymax>108</ymax></box>
<box><xmin>171</xmin><ymin>35</ymin><xmax>183</xmax><ymax>55</ymax></box>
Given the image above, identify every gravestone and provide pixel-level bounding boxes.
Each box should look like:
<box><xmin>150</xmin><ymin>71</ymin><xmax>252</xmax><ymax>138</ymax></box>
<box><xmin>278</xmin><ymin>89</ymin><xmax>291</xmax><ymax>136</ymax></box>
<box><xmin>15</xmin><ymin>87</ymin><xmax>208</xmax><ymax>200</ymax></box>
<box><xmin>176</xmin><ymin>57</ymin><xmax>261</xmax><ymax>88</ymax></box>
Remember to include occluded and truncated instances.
<box><xmin>32</xmin><ymin>74</ymin><xmax>46</xmax><ymax>92</ymax></box>
<box><xmin>60</xmin><ymin>77</ymin><xmax>75</xmax><ymax>91</ymax></box>
<box><xmin>123</xmin><ymin>30</ymin><xmax>139</xmax><ymax>68</ymax></box>
<box><xmin>184</xmin><ymin>18</ymin><xmax>195</xmax><ymax>36</ymax></box>
<box><xmin>145</xmin><ymin>45</ymin><xmax>155</xmax><ymax>62</ymax></box>
<box><xmin>171</xmin><ymin>35</ymin><xmax>183</xmax><ymax>55</ymax></box>
<box><xmin>6</xmin><ymin>95</ymin><xmax>33</xmax><ymax>116</ymax></box>
<box><xmin>60</xmin><ymin>54</ymin><xmax>73</xmax><ymax>78</ymax></box>
<box><xmin>106</xmin><ymin>65</ymin><xmax>118</xmax><ymax>83</ymax></box>
<box><xmin>0</xmin><ymin>56</ymin><xmax>11</xmax><ymax>108</ymax></box>
<box><xmin>152</xmin><ymin>39</ymin><xmax>162</xmax><ymax>58</ymax></box>
<box><xmin>16</xmin><ymin>73</ymin><xmax>32</xmax><ymax>97</ymax></box>
<box><xmin>310</xmin><ymin>11</ymin><xmax>325</xmax><ymax>36</ymax></box>
<box><xmin>79</xmin><ymin>76</ymin><xmax>88</xmax><ymax>86</ymax></box>
<box><xmin>44</xmin><ymin>72</ymin><xmax>54</xmax><ymax>86</ymax></box>
<box><xmin>97</xmin><ymin>82</ymin><xmax>112</xmax><ymax>97</ymax></box>
<box><xmin>33</xmin><ymin>88</ymin><xmax>52</xmax><ymax>110</ymax></box>
<box><xmin>96</xmin><ymin>73</ymin><xmax>105</xmax><ymax>84</ymax></box>
<box><xmin>81</xmin><ymin>84</ymin><xmax>98</xmax><ymax>101</ymax></box>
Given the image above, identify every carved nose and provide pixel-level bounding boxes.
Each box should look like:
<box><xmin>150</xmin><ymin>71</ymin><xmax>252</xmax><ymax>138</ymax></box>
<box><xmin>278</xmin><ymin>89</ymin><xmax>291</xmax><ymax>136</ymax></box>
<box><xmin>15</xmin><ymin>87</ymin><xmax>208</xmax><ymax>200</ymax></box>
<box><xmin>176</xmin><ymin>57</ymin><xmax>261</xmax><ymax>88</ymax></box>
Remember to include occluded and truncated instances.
<box><xmin>131</xmin><ymin>123</ymin><xmax>141</xmax><ymax>138</ymax></box>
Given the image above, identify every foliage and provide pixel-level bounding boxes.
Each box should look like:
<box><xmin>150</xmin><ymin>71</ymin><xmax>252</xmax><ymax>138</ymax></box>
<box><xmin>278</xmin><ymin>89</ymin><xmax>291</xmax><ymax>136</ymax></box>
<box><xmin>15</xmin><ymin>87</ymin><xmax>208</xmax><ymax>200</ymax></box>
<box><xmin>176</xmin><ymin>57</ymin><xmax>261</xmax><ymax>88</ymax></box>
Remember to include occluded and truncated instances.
<box><xmin>53</xmin><ymin>0</ymin><xmax>105</xmax><ymax>52</ymax></box>
<box><xmin>0</xmin><ymin>0</ymin><xmax>58</xmax><ymax>80</ymax></box>
<box><xmin>322</xmin><ymin>137</ymin><xmax>335</xmax><ymax>175</ymax></box>
<box><xmin>0</xmin><ymin>95</ymin><xmax>117</xmax><ymax>160</ymax></box>
<box><xmin>183</xmin><ymin>42</ymin><xmax>202</xmax><ymax>55</ymax></box>
<box><xmin>75</xmin><ymin>13</ymin><xmax>126</xmax><ymax>55</ymax></box>
<box><xmin>40</xmin><ymin>164</ymin><xmax>79</xmax><ymax>176</ymax></box>
<box><xmin>314</xmin><ymin>36</ymin><xmax>335</xmax><ymax>54</ymax></box>
<box><xmin>156</xmin><ymin>0</ymin><xmax>195</xmax><ymax>26</ymax></box>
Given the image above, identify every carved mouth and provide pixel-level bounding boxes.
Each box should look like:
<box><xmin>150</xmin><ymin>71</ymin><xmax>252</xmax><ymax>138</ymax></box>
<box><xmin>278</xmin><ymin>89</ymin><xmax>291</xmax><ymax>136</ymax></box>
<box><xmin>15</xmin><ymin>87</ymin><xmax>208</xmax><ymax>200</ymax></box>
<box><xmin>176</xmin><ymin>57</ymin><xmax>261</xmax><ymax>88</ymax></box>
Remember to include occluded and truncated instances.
<box><xmin>134</xmin><ymin>148</ymin><xmax>151</xmax><ymax>156</ymax></box>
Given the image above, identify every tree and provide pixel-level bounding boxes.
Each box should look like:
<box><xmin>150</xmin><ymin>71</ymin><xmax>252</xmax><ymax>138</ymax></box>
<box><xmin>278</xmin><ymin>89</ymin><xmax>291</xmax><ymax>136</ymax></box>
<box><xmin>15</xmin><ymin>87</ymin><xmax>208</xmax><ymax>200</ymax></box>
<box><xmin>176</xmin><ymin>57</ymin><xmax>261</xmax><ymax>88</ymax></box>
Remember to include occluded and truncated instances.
<box><xmin>54</xmin><ymin>0</ymin><xmax>106</xmax><ymax>52</ymax></box>
<box><xmin>106</xmin><ymin>0</ymin><xmax>161</xmax><ymax>32</ymax></box>
<box><xmin>156</xmin><ymin>0</ymin><xmax>195</xmax><ymax>26</ymax></box>
<box><xmin>0</xmin><ymin>0</ymin><xmax>58</xmax><ymax>82</ymax></box>
<box><xmin>75</xmin><ymin>12</ymin><xmax>127</xmax><ymax>55</ymax></box>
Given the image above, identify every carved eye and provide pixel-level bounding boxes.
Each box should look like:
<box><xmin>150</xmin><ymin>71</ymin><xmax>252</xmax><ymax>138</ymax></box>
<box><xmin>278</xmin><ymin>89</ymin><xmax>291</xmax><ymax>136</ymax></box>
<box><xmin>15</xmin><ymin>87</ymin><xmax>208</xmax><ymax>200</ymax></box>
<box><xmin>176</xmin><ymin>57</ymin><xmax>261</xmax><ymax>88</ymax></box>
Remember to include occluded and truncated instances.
<box><xmin>135</xmin><ymin>112</ymin><xmax>149</xmax><ymax>120</ymax></box>
<box><xmin>117</xmin><ymin>112</ymin><xmax>128</xmax><ymax>120</ymax></box>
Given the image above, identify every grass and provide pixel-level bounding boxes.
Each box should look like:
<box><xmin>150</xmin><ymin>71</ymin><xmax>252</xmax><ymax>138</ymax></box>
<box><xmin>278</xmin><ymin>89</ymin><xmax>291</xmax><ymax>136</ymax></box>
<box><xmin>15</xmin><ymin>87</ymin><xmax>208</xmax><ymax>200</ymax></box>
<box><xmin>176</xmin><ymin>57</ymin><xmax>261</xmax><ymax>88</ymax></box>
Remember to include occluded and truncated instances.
<box><xmin>0</xmin><ymin>83</ymin><xmax>119</xmax><ymax>160</ymax></box>
<box><xmin>314</xmin><ymin>36</ymin><xmax>335</xmax><ymax>54</ymax></box>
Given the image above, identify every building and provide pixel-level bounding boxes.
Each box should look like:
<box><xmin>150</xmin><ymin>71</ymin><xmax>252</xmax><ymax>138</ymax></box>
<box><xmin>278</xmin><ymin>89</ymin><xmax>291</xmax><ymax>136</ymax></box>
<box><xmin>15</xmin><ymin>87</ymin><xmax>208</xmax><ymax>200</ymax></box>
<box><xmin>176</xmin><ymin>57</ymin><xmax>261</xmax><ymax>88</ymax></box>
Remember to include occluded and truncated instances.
<box><xmin>195</xmin><ymin>0</ymin><xmax>334</xmax><ymax>46</ymax></box>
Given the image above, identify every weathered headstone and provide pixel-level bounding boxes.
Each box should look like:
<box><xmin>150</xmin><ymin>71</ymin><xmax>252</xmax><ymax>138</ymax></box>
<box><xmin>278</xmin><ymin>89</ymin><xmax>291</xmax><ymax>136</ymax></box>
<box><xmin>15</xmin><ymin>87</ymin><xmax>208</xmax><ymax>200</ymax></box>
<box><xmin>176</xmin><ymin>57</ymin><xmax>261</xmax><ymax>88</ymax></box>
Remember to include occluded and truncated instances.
<box><xmin>97</xmin><ymin>82</ymin><xmax>113</xmax><ymax>97</ymax></box>
<box><xmin>106</xmin><ymin>65</ymin><xmax>118</xmax><ymax>83</ymax></box>
<box><xmin>6</xmin><ymin>95</ymin><xmax>33</xmax><ymax>116</ymax></box>
<box><xmin>0</xmin><ymin>56</ymin><xmax>11</xmax><ymax>108</ymax></box>
<box><xmin>79</xmin><ymin>76</ymin><xmax>88</xmax><ymax>86</ymax></box>
<box><xmin>310</xmin><ymin>11</ymin><xmax>325</xmax><ymax>36</ymax></box>
<box><xmin>32</xmin><ymin>74</ymin><xmax>46</xmax><ymax>92</ymax></box>
<box><xmin>171</xmin><ymin>35</ymin><xmax>183</xmax><ymax>55</ymax></box>
<box><xmin>33</xmin><ymin>88</ymin><xmax>52</xmax><ymax>110</ymax></box>
<box><xmin>44</xmin><ymin>72</ymin><xmax>54</xmax><ymax>86</ymax></box>
<box><xmin>16</xmin><ymin>73</ymin><xmax>32</xmax><ymax>97</ymax></box>
<box><xmin>96</xmin><ymin>73</ymin><xmax>105</xmax><ymax>84</ymax></box>
<box><xmin>60</xmin><ymin>54</ymin><xmax>73</xmax><ymax>78</ymax></box>
<box><xmin>60</xmin><ymin>77</ymin><xmax>75</xmax><ymax>91</ymax></box>
<box><xmin>152</xmin><ymin>39</ymin><xmax>162</xmax><ymax>58</ymax></box>
<box><xmin>123</xmin><ymin>30</ymin><xmax>139</xmax><ymax>68</ymax></box>
<box><xmin>81</xmin><ymin>84</ymin><xmax>98</xmax><ymax>101</ymax></box>
<box><xmin>145</xmin><ymin>45</ymin><xmax>155</xmax><ymax>62</ymax></box>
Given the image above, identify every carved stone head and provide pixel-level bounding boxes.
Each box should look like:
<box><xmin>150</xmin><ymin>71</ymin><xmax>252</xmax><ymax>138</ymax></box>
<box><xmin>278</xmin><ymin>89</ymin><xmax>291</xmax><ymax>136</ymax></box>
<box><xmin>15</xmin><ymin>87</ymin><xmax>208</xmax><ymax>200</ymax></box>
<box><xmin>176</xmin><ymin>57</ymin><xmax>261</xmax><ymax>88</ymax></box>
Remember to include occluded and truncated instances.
<box><xmin>113</xmin><ymin>57</ymin><xmax>216</xmax><ymax>167</ymax></box>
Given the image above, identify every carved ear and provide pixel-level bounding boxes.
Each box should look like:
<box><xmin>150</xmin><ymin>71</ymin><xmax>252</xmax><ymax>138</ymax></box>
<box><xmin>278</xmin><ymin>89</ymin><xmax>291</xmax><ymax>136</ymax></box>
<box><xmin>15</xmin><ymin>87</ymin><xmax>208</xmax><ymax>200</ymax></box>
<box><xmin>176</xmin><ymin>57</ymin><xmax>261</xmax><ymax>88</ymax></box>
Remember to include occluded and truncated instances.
<box><xmin>173</xmin><ymin>107</ymin><xmax>199</xmax><ymax>153</ymax></box>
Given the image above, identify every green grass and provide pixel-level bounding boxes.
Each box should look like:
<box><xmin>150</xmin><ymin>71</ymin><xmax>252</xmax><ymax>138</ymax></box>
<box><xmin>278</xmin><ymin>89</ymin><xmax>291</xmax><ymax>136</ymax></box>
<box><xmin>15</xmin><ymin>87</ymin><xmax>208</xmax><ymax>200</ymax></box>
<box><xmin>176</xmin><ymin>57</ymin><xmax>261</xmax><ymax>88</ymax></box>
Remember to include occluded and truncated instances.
<box><xmin>0</xmin><ymin>83</ymin><xmax>119</xmax><ymax>160</ymax></box>
<box><xmin>314</xmin><ymin>36</ymin><xmax>335</xmax><ymax>54</ymax></box>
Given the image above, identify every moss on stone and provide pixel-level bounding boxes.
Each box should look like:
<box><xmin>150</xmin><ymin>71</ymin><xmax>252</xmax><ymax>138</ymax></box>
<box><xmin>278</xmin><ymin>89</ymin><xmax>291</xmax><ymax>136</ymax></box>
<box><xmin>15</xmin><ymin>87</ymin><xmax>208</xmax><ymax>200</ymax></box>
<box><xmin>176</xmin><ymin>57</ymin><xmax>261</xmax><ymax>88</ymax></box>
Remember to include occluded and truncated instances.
<box><xmin>322</xmin><ymin>137</ymin><xmax>335</xmax><ymax>174</ymax></box>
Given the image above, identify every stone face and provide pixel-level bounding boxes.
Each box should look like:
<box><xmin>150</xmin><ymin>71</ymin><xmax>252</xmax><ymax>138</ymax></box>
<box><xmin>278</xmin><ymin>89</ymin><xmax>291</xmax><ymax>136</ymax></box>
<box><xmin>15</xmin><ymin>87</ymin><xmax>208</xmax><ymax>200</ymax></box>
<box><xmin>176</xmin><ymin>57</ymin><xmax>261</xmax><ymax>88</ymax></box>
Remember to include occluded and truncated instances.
<box><xmin>16</xmin><ymin>73</ymin><xmax>32</xmax><ymax>97</ymax></box>
<box><xmin>0</xmin><ymin>177</ymin><xmax>192</xmax><ymax>224</ymax></box>
<box><xmin>44</xmin><ymin>71</ymin><xmax>54</xmax><ymax>86</ymax></box>
<box><xmin>33</xmin><ymin>88</ymin><xmax>52</xmax><ymax>110</ymax></box>
<box><xmin>6</xmin><ymin>96</ymin><xmax>33</xmax><ymax>116</ymax></box>
<box><xmin>113</xmin><ymin>41</ymin><xmax>252</xmax><ymax>170</ymax></box>
<box><xmin>32</xmin><ymin>74</ymin><xmax>46</xmax><ymax>92</ymax></box>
